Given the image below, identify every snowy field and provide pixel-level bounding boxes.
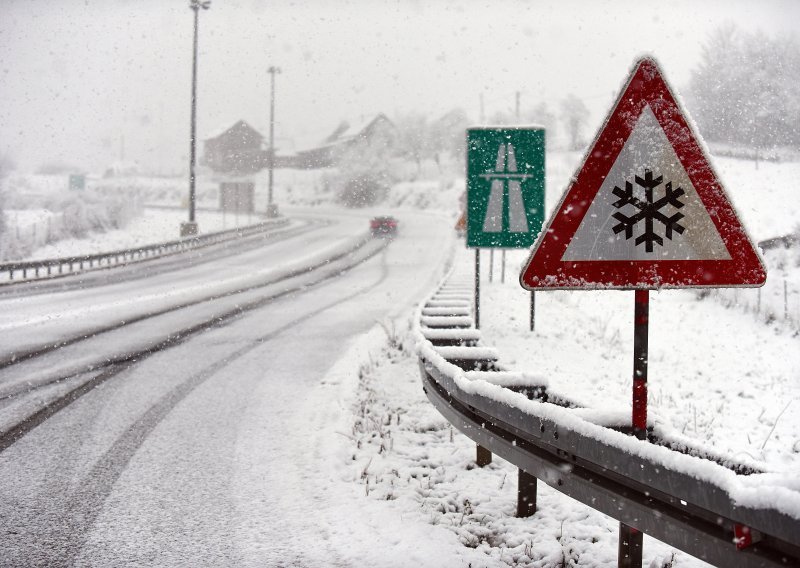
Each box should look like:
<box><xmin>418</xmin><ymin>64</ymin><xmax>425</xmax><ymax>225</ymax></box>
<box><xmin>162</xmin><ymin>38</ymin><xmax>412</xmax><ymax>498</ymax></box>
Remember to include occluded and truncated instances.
<box><xmin>3</xmin><ymin>150</ymin><xmax>798</xmax><ymax>566</ymax></box>
<box><xmin>311</xmin><ymin>324</ymin><xmax>714</xmax><ymax>567</ymax></box>
<box><xmin>310</xmin><ymin>152</ymin><xmax>798</xmax><ymax>566</ymax></box>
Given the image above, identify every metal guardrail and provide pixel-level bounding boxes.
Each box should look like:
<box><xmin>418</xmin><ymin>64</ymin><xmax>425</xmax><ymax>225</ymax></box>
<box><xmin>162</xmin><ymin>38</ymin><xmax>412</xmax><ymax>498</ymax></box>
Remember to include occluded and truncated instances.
<box><xmin>416</xmin><ymin>282</ymin><xmax>800</xmax><ymax>568</ymax></box>
<box><xmin>759</xmin><ymin>232</ymin><xmax>799</xmax><ymax>251</ymax></box>
<box><xmin>0</xmin><ymin>218</ymin><xmax>290</xmax><ymax>283</ymax></box>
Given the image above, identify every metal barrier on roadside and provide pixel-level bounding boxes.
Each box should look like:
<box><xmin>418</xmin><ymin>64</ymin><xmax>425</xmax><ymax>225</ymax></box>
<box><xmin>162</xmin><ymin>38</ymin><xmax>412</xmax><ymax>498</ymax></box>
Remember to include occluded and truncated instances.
<box><xmin>415</xmin><ymin>279</ymin><xmax>800</xmax><ymax>568</ymax></box>
<box><xmin>0</xmin><ymin>218</ymin><xmax>290</xmax><ymax>284</ymax></box>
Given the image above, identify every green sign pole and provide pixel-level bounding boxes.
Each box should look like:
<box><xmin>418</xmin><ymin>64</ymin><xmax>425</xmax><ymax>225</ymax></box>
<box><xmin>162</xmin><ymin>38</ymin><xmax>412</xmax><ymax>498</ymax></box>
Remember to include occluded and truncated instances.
<box><xmin>466</xmin><ymin>127</ymin><xmax>545</xmax><ymax>329</ymax></box>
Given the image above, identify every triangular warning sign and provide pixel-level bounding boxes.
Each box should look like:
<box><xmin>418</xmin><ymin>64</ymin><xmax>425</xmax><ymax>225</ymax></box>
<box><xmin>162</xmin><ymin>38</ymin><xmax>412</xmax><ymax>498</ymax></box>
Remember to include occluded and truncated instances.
<box><xmin>520</xmin><ymin>57</ymin><xmax>766</xmax><ymax>290</ymax></box>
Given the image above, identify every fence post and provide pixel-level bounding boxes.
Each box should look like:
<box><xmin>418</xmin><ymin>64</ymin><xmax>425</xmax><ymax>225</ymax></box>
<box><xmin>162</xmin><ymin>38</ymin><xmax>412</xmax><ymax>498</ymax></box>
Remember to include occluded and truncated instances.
<box><xmin>619</xmin><ymin>525</ymin><xmax>643</xmax><ymax>568</ymax></box>
<box><xmin>517</xmin><ymin>469</ymin><xmax>537</xmax><ymax>517</ymax></box>
<box><xmin>476</xmin><ymin>445</ymin><xmax>492</xmax><ymax>467</ymax></box>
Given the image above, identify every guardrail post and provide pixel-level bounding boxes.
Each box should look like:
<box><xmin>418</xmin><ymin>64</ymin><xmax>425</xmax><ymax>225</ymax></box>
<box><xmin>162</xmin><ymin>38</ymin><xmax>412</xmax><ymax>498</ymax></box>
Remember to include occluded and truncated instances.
<box><xmin>618</xmin><ymin>524</ymin><xmax>643</xmax><ymax>568</ymax></box>
<box><xmin>516</xmin><ymin>469</ymin><xmax>537</xmax><ymax>517</ymax></box>
<box><xmin>476</xmin><ymin>444</ymin><xmax>492</xmax><ymax>467</ymax></box>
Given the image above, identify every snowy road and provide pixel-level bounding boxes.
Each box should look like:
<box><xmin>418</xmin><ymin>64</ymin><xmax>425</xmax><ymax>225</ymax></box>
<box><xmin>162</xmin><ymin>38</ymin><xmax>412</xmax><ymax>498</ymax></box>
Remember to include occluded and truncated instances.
<box><xmin>0</xmin><ymin>207</ymin><xmax>455</xmax><ymax>566</ymax></box>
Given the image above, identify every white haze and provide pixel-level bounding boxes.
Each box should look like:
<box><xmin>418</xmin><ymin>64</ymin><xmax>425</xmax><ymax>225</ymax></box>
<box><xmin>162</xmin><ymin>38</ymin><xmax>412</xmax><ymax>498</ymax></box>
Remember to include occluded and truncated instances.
<box><xmin>0</xmin><ymin>0</ymin><xmax>797</xmax><ymax>173</ymax></box>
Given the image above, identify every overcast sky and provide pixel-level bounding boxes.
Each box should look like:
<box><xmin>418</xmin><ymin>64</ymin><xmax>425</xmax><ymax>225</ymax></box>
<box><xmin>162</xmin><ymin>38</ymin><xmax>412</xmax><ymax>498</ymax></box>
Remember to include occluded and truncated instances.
<box><xmin>1</xmin><ymin>0</ymin><xmax>798</xmax><ymax>173</ymax></box>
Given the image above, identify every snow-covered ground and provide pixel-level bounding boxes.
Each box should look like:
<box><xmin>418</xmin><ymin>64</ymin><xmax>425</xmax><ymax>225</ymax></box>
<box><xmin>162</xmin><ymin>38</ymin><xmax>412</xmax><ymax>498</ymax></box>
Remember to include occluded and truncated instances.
<box><xmin>306</xmin><ymin>152</ymin><xmax>798</xmax><ymax>566</ymax></box>
<box><xmin>314</xmin><ymin>324</ymin><xmax>709</xmax><ymax>567</ymax></box>
<box><xmin>3</xmin><ymin>150</ymin><xmax>798</xmax><ymax>566</ymax></box>
<box><xmin>304</xmin><ymin>250</ymin><xmax>797</xmax><ymax>566</ymax></box>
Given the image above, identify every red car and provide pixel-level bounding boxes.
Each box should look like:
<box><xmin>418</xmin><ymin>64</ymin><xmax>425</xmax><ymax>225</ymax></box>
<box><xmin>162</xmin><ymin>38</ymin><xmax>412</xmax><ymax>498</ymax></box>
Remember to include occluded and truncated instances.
<box><xmin>370</xmin><ymin>216</ymin><xmax>398</xmax><ymax>237</ymax></box>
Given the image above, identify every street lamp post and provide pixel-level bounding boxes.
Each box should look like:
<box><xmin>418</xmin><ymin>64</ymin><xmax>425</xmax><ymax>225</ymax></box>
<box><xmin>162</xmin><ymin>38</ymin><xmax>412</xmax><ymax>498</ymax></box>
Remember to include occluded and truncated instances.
<box><xmin>181</xmin><ymin>0</ymin><xmax>210</xmax><ymax>237</ymax></box>
<box><xmin>266</xmin><ymin>65</ymin><xmax>281</xmax><ymax>218</ymax></box>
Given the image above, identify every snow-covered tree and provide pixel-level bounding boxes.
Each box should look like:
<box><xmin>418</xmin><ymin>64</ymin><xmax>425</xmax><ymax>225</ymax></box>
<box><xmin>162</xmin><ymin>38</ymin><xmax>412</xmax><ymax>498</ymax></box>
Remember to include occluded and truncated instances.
<box><xmin>688</xmin><ymin>25</ymin><xmax>800</xmax><ymax>150</ymax></box>
<box><xmin>329</xmin><ymin>127</ymin><xmax>395</xmax><ymax>208</ymax></box>
<box><xmin>0</xmin><ymin>151</ymin><xmax>14</xmax><ymax>250</ymax></box>
<box><xmin>394</xmin><ymin>112</ymin><xmax>430</xmax><ymax>176</ymax></box>
<box><xmin>527</xmin><ymin>102</ymin><xmax>557</xmax><ymax>142</ymax></box>
<box><xmin>428</xmin><ymin>108</ymin><xmax>470</xmax><ymax>169</ymax></box>
<box><xmin>560</xmin><ymin>94</ymin><xmax>590</xmax><ymax>150</ymax></box>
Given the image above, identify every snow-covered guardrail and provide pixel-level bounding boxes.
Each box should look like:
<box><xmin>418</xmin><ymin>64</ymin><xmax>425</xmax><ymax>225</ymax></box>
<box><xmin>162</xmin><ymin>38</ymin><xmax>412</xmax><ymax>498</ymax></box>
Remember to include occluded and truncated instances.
<box><xmin>415</xmin><ymin>279</ymin><xmax>800</xmax><ymax>568</ymax></box>
<box><xmin>758</xmin><ymin>232</ymin><xmax>799</xmax><ymax>252</ymax></box>
<box><xmin>0</xmin><ymin>217</ymin><xmax>290</xmax><ymax>283</ymax></box>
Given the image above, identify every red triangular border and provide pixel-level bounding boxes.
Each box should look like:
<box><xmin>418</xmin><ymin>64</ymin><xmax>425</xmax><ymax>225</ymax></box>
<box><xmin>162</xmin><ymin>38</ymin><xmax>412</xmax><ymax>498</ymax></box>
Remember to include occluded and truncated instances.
<box><xmin>520</xmin><ymin>57</ymin><xmax>766</xmax><ymax>290</ymax></box>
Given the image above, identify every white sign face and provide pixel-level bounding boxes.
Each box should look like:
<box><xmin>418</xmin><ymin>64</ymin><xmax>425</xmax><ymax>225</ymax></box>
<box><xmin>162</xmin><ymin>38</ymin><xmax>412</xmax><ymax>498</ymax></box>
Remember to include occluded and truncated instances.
<box><xmin>562</xmin><ymin>107</ymin><xmax>730</xmax><ymax>262</ymax></box>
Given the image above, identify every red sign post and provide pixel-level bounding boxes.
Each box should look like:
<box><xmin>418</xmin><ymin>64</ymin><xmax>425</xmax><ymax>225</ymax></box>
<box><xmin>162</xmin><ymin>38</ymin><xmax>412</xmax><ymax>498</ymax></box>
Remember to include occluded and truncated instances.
<box><xmin>519</xmin><ymin>56</ymin><xmax>766</xmax><ymax>568</ymax></box>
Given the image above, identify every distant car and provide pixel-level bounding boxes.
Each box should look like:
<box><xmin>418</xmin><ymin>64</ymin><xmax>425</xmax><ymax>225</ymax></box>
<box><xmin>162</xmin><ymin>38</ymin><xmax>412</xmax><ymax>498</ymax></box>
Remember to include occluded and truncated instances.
<box><xmin>370</xmin><ymin>216</ymin><xmax>398</xmax><ymax>237</ymax></box>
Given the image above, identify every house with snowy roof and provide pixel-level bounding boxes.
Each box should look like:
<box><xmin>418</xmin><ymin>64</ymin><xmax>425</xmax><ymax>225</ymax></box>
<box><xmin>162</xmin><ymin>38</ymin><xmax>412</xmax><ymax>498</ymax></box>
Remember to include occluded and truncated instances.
<box><xmin>293</xmin><ymin>114</ymin><xmax>397</xmax><ymax>169</ymax></box>
<box><xmin>202</xmin><ymin>120</ymin><xmax>268</xmax><ymax>175</ymax></box>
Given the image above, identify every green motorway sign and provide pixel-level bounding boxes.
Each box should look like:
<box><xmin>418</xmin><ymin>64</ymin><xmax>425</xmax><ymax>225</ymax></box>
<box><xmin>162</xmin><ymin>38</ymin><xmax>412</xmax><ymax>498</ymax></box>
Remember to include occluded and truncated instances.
<box><xmin>466</xmin><ymin>127</ymin><xmax>545</xmax><ymax>248</ymax></box>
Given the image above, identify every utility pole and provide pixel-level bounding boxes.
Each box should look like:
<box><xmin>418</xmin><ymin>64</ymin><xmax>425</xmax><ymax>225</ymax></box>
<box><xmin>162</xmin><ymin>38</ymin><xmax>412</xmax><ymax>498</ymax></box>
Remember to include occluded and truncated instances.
<box><xmin>515</xmin><ymin>90</ymin><xmax>537</xmax><ymax>331</ymax></box>
<box><xmin>181</xmin><ymin>0</ymin><xmax>211</xmax><ymax>237</ymax></box>
<box><xmin>266</xmin><ymin>65</ymin><xmax>281</xmax><ymax>218</ymax></box>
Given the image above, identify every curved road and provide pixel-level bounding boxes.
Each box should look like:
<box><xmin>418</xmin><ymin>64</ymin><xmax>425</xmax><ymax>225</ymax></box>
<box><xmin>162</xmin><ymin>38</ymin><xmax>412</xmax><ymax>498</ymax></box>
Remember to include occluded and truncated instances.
<box><xmin>0</xmin><ymin>207</ymin><xmax>455</xmax><ymax>566</ymax></box>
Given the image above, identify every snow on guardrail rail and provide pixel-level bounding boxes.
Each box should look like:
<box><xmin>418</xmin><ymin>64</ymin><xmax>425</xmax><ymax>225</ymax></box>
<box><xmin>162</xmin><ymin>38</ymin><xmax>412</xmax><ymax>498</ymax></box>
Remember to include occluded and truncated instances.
<box><xmin>414</xmin><ymin>275</ymin><xmax>800</xmax><ymax>568</ymax></box>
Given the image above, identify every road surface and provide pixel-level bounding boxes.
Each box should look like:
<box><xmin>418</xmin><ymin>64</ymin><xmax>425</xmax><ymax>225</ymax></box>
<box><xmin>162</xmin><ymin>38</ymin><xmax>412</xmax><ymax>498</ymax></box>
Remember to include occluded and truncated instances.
<box><xmin>0</xmin><ymin>207</ymin><xmax>455</xmax><ymax>566</ymax></box>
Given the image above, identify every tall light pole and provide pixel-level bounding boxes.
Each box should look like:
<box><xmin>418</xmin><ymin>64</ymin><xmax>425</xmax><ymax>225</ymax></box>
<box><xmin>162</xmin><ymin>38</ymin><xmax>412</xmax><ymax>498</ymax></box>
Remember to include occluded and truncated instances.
<box><xmin>181</xmin><ymin>0</ymin><xmax>210</xmax><ymax>237</ymax></box>
<box><xmin>266</xmin><ymin>65</ymin><xmax>281</xmax><ymax>218</ymax></box>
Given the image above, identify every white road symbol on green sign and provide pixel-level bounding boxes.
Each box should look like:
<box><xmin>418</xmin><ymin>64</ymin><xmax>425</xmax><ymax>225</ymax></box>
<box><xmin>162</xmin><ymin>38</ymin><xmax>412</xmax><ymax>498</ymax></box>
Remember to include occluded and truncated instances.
<box><xmin>479</xmin><ymin>143</ymin><xmax>532</xmax><ymax>233</ymax></box>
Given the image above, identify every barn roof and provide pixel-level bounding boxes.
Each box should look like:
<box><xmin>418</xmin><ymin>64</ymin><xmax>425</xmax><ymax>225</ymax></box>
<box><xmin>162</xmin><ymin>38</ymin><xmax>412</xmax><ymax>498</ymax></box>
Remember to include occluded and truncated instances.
<box><xmin>204</xmin><ymin>120</ymin><xmax>265</xmax><ymax>142</ymax></box>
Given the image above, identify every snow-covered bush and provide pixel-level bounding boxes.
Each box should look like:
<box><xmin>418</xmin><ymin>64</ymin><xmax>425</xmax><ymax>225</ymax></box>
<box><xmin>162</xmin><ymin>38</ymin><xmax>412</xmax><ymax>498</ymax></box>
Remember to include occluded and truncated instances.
<box><xmin>0</xmin><ymin>174</ymin><xmax>144</xmax><ymax>261</ymax></box>
<box><xmin>335</xmin><ymin>173</ymin><xmax>390</xmax><ymax>208</ymax></box>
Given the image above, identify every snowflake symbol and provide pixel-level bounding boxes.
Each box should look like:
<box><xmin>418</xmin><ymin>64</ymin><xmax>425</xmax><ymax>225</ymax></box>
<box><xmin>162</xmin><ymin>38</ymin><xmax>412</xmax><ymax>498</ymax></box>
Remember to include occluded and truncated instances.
<box><xmin>611</xmin><ymin>169</ymin><xmax>686</xmax><ymax>253</ymax></box>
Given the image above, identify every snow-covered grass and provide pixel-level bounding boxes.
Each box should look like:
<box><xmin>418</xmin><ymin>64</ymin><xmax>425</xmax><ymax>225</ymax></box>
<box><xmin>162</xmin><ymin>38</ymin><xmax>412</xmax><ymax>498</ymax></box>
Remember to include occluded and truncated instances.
<box><xmin>544</xmin><ymin>151</ymin><xmax>800</xmax><ymax>330</ymax></box>
<box><xmin>2</xmin><ymin>148</ymin><xmax>797</xmax><ymax>565</ymax></box>
<box><xmin>475</xmin><ymin>246</ymin><xmax>800</xmax><ymax>472</ymax></box>
<box><xmin>310</xmin><ymin>150</ymin><xmax>799</xmax><ymax>566</ymax></box>
<box><xmin>320</xmin><ymin>321</ymin><xmax>705</xmax><ymax>567</ymax></box>
<box><xmin>703</xmin><ymin>244</ymin><xmax>800</xmax><ymax>330</ymax></box>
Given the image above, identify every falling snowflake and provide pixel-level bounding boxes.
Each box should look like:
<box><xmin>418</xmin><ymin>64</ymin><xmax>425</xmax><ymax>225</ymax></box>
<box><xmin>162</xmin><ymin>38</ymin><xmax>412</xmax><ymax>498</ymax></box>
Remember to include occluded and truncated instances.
<box><xmin>611</xmin><ymin>169</ymin><xmax>686</xmax><ymax>252</ymax></box>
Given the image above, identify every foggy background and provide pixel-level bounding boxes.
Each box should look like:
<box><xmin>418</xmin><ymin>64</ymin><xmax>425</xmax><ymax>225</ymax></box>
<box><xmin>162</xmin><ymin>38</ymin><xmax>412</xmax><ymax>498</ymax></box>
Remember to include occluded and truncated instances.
<box><xmin>1</xmin><ymin>0</ymin><xmax>798</xmax><ymax>174</ymax></box>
